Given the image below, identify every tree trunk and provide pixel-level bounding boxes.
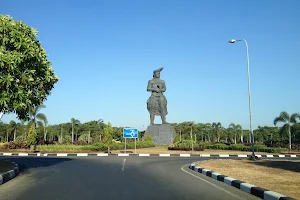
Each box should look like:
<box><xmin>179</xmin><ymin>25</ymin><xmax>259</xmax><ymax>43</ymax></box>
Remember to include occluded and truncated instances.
<box><xmin>6</xmin><ymin>129</ymin><xmax>9</xmax><ymax>142</ymax></box>
<box><xmin>235</xmin><ymin>134</ymin><xmax>237</xmax><ymax>144</ymax></box>
<box><xmin>72</xmin><ymin>123</ymin><xmax>74</xmax><ymax>144</ymax></box>
<box><xmin>13</xmin><ymin>129</ymin><xmax>16</xmax><ymax>142</ymax></box>
<box><xmin>44</xmin><ymin>127</ymin><xmax>47</xmax><ymax>141</ymax></box>
<box><xmin>288</xmin><ymin>124</ymin><xmax>292</xmax><ymax>151</ymax></box>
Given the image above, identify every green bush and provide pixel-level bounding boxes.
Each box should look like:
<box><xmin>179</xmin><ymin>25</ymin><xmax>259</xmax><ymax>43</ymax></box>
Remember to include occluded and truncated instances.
<box><xmin>144</xmin><ymin>134</ymin><xmax>153</xmax><ymax>142</ymax></box>
<box><xmin>83</xmin><ymin>141</ymin><xmax>155</xmax><ymax>152</ymax></box>
<box><xmin>173</xmin><ymin>134</ymin><xmax>181</xmax><ymax>143</ymax></box>
<box><xmin>174</xmin><ymin>140</ymin><xmax>199</xmax><ymax>148</ymax></box>
<box><xmin>27</xmin><ymin>124</ymin><xmax>38</xmax><ymax>145</ymax></box>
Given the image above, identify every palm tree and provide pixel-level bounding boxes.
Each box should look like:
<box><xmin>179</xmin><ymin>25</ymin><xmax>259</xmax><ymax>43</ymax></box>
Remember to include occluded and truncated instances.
<box><xmin>28</xmin><ymin>105</ymin><xmax>47</xmax><ymax>129</ymax></box>
<box><xmin>229</xmin><ymin>123</ymin><xmax>242</xmax><ymax>144</ymax></box>
<box><xmin>97</xmin><ymin>119</ymin><xmax>104</xmax><ymax>141</ymax></box>
<box><xmin>274</xmin><ymin>111</ymin><xmax>300</xmax><ymax>151</ymax></box>
<box><xmin>212</xmin><ymin>122</ymin><xmax>222</xmax><ymax>143</ymax></box>
<box><xmin>9</xmin><ymin>120</ymin><xmax>20</xmax><ymax>142</ymax></box>
<box><xmin>71</xmin><ymin>118</ymin><xmax>80</xmax><ymax>144</ymax></box>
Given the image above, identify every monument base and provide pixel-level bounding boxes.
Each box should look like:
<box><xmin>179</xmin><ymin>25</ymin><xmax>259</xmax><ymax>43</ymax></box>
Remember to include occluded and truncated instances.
<box><xmin>145</xmin><ymin>124</ymin><xmax>177</xmax><ymax>145</ymax></box>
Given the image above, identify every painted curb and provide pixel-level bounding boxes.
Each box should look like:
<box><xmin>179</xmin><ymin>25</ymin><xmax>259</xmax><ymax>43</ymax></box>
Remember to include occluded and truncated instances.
<box><xmin>1</xmin><ymin>153</ymin><xmax>299</xmax><ymax>158</ymax></box>
<box><xmin>0</xmin><ymin>161</ymin><xmax>19</xmax><ymax>185</ymax></box>
<box><xmin>189</xmin><ymin>162</ymin><xmax>296</xmax><ymax>200</ymax></box>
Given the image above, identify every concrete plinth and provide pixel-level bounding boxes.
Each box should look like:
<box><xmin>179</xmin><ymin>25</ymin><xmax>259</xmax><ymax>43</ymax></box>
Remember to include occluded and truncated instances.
<box><xmin>145</xmin><ymin>124</ymin><xmax>177</xmax><ymax>145</ymax></box>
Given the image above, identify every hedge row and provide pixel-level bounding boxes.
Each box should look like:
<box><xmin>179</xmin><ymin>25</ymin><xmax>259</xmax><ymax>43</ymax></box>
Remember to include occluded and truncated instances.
<box><xmin>0</xmin><ymin>141</ymin><xmax>155</xmax><ymax>151</ymax></box>
<box><xmin>200</xmin><ymin>143</ymin><xmax>288</xmax><ymax>153</ymax></box>
<box><xmin>168</xmin><ymin>147</ymin><xmax>204</xmax><ymax>151</ymax></box>
<box><xmin>81</xmin><ymin>141</ymin><xmax>155</xmax><ymax>151</ymax></box>
<box><xmin>0</xmin><ymin>142</ymin><xmax>29</xmax><ymax>149</ymax></box>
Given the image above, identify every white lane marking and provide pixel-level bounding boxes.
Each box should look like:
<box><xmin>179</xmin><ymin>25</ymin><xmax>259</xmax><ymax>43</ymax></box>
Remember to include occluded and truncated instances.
<box><xmin>139</xmin><ymin>154</ymin><xmax>150</xmax><ymax>156</ymax></box>
<box><xmin>201</xmin><ymin>154</ymin><xmax>211</xmax><ymax>157</ymax></box>
<box><xmin>180</xmin><ymin>154</ymin><xmax>191</xmax><ymax>157</ymax></box>
<box><xmin>118</xmin><ymin>154</ymin><xmax>129</xmax><ymax>157</ymax></box>
<box><xmin>181</xmin><ymin>164</ymin><xmax>244</xmax><ymax>200</ymax></box>
<box><xmin>3</xmin><ymin>153</ymin><xmax>12</xmax><ymax>156</ymax></box>
<box><xmin>57</xmin><ymin>153</ymin><xmax>68</xmax><ymax>156</ymax></box>
<box><xmin>18</xmin><ymin>153</ymin><xmax>28</xmax><ymax>156</ymax></box>
<box><xmin>159</xmin><ymin>154</ymin><xmax>170</xmax><ymax>157</ymax></box>
<box><xmin>121</xmin><ymin>159</ymin><xmax>126</xmax><ymax>171</ymax></box>
<box><xmin>237</xmin><ymin>155</ymin><xmax>247</xmax><ymax>157</ymax></box>
<box><xmin>219</xmin><ymin>154</ymin><xmax>230</xmax><ymax>157</ymax></box>
<box><xmin>77</xmin><ymin>153</ymin><xmax>88</xmax><ymax>156</ymax></box>
<box><xmin>97</xmin><ymin>153</ymin><xmax>108</xmax><ymax>156</ymax></box>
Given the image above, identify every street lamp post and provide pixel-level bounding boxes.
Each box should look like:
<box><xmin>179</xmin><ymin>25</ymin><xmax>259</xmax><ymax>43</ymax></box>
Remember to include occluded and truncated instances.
<box><xmin>229</xmin><ymin>39</ymin><xmax>256</xmax><ymax>160</ymax></box>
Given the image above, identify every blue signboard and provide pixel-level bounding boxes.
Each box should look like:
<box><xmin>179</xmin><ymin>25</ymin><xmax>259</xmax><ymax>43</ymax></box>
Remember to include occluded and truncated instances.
<box><xmin>123</xmin><ymin>128</ymin><xmax>138</xmax><ymax>139</ymax></box>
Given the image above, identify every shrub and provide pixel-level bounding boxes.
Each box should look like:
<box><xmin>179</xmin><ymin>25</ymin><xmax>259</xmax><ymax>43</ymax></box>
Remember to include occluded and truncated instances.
<box><xmin>0</xmin><ymin>142</ymin><xmax>29</xmax><ymax>149</ymax></box>
<box><xmin>144</xmin><ymin>134</ymin><xmax>153</xmax><ymax>142</ymax></box>
<box><xmin>26</xmin><ymin>124</ymin><xmax>38</xmax><ymax>146</ymax></box>
<box><xmin>174</xmin><ymin>140</ymin><xmax>199</xmax><ymax>148</ymax></box>
<box><xmin>168</xmin><ymin>147</ymin><xmax>204</xmax><ymax>151</ymax></box>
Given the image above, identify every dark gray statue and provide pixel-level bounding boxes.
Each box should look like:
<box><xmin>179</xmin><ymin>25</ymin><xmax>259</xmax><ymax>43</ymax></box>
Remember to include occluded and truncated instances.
<box><xmin>147</xmin><ymin>67</ymin><xmax>168</xmax><ymax>125</ymax></box>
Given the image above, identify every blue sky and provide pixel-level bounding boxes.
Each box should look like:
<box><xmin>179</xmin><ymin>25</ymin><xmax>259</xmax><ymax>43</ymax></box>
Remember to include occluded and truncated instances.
<box><xmin>1</xmin><ymin>0</ymin><xmax>299</xmax><ymax>130</ymax></box>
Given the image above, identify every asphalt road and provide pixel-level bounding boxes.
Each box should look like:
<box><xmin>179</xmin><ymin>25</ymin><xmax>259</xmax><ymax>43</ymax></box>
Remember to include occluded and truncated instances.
<box><xmin>0</xmin><ymin>156</ymin><xmax>269</xmax><ymax>200</ymax></box>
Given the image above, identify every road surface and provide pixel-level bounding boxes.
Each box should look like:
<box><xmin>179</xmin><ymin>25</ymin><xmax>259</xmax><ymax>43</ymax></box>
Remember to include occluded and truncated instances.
<box><xmin>0</xmin><ymin>156</ymin><xmax>262</xmax><ymax>200</ymax></box>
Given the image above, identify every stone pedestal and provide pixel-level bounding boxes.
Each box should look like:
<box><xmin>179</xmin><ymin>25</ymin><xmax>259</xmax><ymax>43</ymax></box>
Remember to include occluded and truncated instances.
<box><xmin>145</xmin><ymin>124</ymin><xmax>177</xmax><ymax>145</ymax></box>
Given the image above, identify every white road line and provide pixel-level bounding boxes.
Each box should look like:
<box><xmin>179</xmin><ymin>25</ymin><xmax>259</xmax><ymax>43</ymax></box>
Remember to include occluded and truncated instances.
<box><xmin>159</xmin><ymin>154</ymin><xmax>170</xmax><ymax>157</ymax></box>
<box><xmin>121</xmin><ymin>159</ymin><xmax>126</xmax><ymax>171</ymax></box>
<box><xmin>200</xmin><ymin>154</ymin><xmax>211</xmax><ymax>157</ymax></box>
<box><xmin>139</xmin><ymin>154</ymin><xmax>150</xmax><ymax>156</ymax></box>
<box><xmin>181</xmin><ymin>164</ymin><xmax>244</xmax><ymax>200</ymax></box>
<box><xmin>97</xmin><ymin>153</ymin><xmax>108</xmax><ymax>156</ymax></box>
<box><xmin>180</xmin><ymin>154</ymin><xmax>191</xmax><ymax>157</ymax></box>
<box><xmin>57</xmin><ymin>153</ymin><xmax>68</xmax><ymax>157</ymax></box>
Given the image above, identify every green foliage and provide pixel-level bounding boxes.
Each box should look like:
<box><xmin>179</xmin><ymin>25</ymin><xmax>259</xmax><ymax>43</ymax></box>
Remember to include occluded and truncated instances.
<box><xmin>174</xmin><ymin>140</ymin><xmax>198</xmax><ymax>148</ymax></box>
<box><xmin>78</xmin><ymin>133</ymin><xmax>89</xmax><ymax>142</ymax></box>
<box><xmin>0</xmin><ymin>15</ymin><xmax>59</xmax><ymax>120</ymax></box>
<box><xmin>26</xmin><ymin>124</ymin><xmax>37</xmax><ymax>145</ymax></box>
<box><xmin>82</xmin><ymin>141</ymin><xmax>155</xmax><ymax>151</ymax></box>
<box><xmin>15</xmin><ymin>135</ymin><xmax>26</xmax><ymax>142</ymax></box>
<box><xmin>144</xmin><ymin>134</ymin><xmax>153</xmax><ymax>142</ymax></box>
<box><xmin>103</xmin><ymin>122</ymin><xmax>113</xmax><ymax>145</ymax></box>
<box><xmin>173</xmin><ymin>134</ymin><xmax>181</xmax><ymax>143</ymax></box>
<box><xmin>37</xmin><ymin>144</ymin><xmax>83</xmax><ymax>151</ymax></box>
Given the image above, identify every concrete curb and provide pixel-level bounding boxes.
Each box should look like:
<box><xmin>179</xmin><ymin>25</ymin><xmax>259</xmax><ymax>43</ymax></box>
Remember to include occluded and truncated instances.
<box><xmin>189</xmin><ymin>162</ymin><xmax>295</xmax><ymax>200</ymax></box>
<box><xmin>1</xmin><ymin>152</ymin><xmax>299</xmax><ymax>157</ymax></box>
<box><xmin>0</xmin><ymin>161</ymin><xmax>19</xmax><ymax>185</ymax></box>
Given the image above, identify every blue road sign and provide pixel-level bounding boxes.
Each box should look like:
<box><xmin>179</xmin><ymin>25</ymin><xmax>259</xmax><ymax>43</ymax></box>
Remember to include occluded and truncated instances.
<box><xmin>123</xmin><ymin>128</ymin><xmax>138</xmax><ymax>139</ymax></box>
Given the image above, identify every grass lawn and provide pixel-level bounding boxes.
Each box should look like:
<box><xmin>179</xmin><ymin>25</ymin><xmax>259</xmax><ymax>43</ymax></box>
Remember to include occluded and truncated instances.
<box><xmin>196</xmin><ymin>159</ymin><xmax>300</xmax><ymax>199</ymax></box>
<box><xmin>0</xmin><ymin>160</ymin><xmax>15</xmax><ymax>174</ymax></box>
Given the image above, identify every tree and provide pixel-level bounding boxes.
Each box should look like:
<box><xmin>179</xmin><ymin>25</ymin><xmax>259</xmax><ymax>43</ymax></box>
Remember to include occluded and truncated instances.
<box><xmin>97</xmin><ymin>119</ymin><xmax>104</xmax><ymax>141</ymax></box>
<box><xmin>26</xmin><ymin>123</ymin><xmax>38</xmax><ymax>146</ymax></box>
<box><xmin>9</xmin><ymin>120</ymin><xmax>21</xmax><ymax>142</ymax></box>
<box><xmin>71</xmin><ymin>118</ymin><xmax>80</xmax><ymax>144</ymax></box>
<box><xmin>228</xmin><ymin>123</ymin><xmax>242</xmax><ymax>144</ymax></box>
<box><xmin>0</xmin><ymin>15</ymin><xmax>59</xmax><ymax>121</ymax></box>
<box><xmin>103</xmin><ymin>122</ymin><xmax>113</xmax><ymax>153</ymax></box>
<box><xmin>274</xmin><ymin>112</ymin><xmax>300</xmax><ymax>151</ymax></box>
<box><xmin>28</xmin><ymin>105</ymin><xmax>47</xmax><ymax>129</ymax></box>
<box><xmin>212</xmin><ymin>122</ymin><xmax>222</xmax><ymax>143</ymax></box>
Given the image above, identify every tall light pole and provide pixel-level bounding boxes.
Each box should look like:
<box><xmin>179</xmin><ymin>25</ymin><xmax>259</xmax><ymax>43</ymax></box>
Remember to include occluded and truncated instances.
<box><xmin>229</xmin><ymin>39</ymin><xmax>256</xmax><ymax>160</ymax></box>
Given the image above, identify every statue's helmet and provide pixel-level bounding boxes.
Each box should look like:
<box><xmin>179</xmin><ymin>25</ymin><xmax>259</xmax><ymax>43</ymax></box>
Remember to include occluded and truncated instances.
<box><xmin>153</xmin><ymin>67</ymin><xmax>163</xmax><ymax>75</ymax></box>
